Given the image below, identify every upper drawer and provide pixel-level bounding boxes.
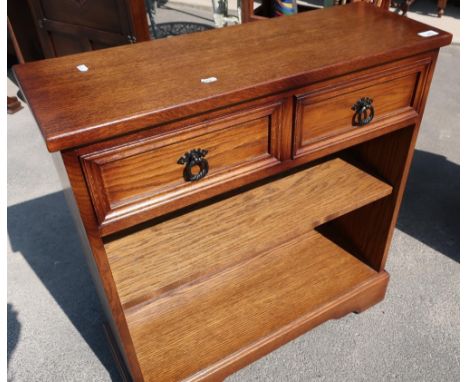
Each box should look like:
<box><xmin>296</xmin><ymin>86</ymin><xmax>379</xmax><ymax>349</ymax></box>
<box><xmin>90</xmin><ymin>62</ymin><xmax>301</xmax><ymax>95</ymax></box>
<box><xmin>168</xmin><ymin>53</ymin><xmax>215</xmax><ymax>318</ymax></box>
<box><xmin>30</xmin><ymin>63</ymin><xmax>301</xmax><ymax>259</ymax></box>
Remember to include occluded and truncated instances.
<box><xmin>293</xmin><ymin>56</ymin><xmax>431</xmax><ymax>158</ymax></box>
<box><xmin>80</xmin><ymin>101</ymin><xmax>287</xmax><ymax>234</ymax></box>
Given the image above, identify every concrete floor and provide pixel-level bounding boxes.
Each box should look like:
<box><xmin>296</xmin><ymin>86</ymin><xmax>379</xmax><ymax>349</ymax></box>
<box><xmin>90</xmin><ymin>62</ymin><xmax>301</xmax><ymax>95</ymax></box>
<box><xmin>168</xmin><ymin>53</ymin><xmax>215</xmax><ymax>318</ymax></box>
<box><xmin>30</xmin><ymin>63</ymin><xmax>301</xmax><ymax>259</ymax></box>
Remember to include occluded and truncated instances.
<box><xmin>7</xmin><ymin>4</ymin><xmax>459</xmax><ymax>382</ymax></box>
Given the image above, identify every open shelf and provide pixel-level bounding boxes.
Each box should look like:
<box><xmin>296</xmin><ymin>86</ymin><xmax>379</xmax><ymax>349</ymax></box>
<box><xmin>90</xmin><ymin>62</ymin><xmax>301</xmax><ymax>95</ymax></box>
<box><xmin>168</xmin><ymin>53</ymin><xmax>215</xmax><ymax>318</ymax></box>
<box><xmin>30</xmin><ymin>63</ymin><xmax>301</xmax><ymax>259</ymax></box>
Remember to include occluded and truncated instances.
<box><xmin>124</xmin><ymin>230</ymin><xmax>384</xmax><ymax>381</ymax></box>
<box><xmin>105</xmin><ymin>157</ymin><xmax>392</xmax><ymax>309</ymax></box>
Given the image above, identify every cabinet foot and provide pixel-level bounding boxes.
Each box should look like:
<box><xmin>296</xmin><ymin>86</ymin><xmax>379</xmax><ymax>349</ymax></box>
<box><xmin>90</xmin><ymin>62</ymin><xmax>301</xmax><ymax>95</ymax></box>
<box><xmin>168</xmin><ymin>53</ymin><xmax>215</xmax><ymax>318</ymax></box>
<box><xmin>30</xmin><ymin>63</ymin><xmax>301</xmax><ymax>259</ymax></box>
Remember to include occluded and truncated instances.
<box><xmin>332</xmin><ymin>271</ymin><xmax>389</xmax><ymax>319</ymax></box>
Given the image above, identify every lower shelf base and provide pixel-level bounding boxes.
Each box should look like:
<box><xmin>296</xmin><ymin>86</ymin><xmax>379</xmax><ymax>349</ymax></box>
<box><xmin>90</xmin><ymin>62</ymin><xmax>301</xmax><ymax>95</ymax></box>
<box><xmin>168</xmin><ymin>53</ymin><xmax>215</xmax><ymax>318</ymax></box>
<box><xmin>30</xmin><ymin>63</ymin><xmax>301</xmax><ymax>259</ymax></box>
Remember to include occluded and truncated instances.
<box><xmin>105</xmin><ymin>270</ymin><xmax>389</xmax><ymax>382</ymax></box>
<box><xmin>189</xmin><ymin>270</ymin><xmax>389</xmax><ymax>382</ymax></box>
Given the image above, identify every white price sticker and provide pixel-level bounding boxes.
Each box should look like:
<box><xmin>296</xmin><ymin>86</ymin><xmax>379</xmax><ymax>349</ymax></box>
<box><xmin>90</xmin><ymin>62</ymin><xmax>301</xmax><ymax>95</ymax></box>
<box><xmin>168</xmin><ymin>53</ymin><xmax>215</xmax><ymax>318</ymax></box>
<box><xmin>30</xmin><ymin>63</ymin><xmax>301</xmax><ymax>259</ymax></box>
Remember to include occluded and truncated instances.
<box><xmin>201</xmin><ymin>77</ymin><xmax>218</xmax><ymax>84</ymax></box>
<box><xmin>418</xmin><ymin>30</ymin><xmax>439</xmax><ymax>38</ymax></box>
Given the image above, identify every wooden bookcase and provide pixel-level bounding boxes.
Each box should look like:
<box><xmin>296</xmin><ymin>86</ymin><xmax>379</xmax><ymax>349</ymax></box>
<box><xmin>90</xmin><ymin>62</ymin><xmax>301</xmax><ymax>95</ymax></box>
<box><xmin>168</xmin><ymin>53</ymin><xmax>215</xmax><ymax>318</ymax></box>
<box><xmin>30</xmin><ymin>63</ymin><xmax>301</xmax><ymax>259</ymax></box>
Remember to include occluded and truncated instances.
<box><xmin>14</xmin><ymin>3</ymin><xmax>451</xmax><ymax>381</ymax></box>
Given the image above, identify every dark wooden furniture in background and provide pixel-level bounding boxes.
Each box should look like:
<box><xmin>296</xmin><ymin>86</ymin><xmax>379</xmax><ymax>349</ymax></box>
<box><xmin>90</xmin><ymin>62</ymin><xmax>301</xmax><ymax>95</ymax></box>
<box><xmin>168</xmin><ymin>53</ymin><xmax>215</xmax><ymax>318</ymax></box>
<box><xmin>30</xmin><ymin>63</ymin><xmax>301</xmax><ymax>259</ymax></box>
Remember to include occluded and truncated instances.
<box><xmin>14</xmin><ymin>3</ymin><xmax>451</xmax><ymax>381</ymax></box>
<box><xmin>7</xmin><ymin>0</ymin><xmax>44</xmax><ymax>63</ymax></box>
<box><xmin>393</xmin><ymin>0</ymin><xmax>449</xmax><ymax>17</ymax></box>
<box><xmin>8</xmin><ymin>0</ymin><xmax>149</xmax><ymax>61</ymax></box>
<box><xmin>241</xmin><ymin>0</ymin><xmax>390</xmax><ymax>23</ymax></box>
<box><xmin>437</xmin><ymin>0</ymin><xmax>448</xmax><ymax>17</ymax></box>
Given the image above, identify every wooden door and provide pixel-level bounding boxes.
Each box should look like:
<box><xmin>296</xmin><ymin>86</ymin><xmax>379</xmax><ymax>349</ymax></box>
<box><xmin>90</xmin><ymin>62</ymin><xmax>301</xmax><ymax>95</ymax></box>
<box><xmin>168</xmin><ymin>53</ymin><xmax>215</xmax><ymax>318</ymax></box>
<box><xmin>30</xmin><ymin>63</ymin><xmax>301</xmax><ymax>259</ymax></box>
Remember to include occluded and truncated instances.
<box><xmin>26</xmin><ymin>0</ymin><xmax>150</xmax><ymax>58</ymax></box>
<box><xmin>8</xmin><ymin>0</ymin><xmax>44</xmax><ymax>62</ymax></box>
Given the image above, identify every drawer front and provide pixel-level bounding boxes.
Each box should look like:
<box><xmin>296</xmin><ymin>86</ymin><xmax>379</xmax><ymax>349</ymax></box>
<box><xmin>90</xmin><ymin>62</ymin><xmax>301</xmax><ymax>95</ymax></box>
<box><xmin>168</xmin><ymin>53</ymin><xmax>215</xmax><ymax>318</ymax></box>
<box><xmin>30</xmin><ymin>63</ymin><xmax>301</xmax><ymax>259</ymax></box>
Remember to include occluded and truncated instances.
<box><xmin>294</xmin><ymin>61</ymin><xmax>427</xmax><ymax>158</ymax></box>
<box><xmin>81</xmin><ymin>102</ymin><xmax>285</xmax><ymax>230</ymax></box>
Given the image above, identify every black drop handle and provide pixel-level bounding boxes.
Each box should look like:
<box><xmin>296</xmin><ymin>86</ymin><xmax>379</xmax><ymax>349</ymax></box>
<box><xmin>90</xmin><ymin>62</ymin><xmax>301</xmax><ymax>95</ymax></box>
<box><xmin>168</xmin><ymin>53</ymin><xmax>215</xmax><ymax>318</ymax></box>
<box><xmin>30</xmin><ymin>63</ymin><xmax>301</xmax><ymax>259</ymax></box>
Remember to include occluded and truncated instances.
<box><xmin>352</xmin><ymin>97</ymin><xmax>375</xmax><ymax>126</ymax></box>
<box><xmin>177</xmin><ymin>149</ymin><xmax>209</xmax><ymax>182</ymax></box>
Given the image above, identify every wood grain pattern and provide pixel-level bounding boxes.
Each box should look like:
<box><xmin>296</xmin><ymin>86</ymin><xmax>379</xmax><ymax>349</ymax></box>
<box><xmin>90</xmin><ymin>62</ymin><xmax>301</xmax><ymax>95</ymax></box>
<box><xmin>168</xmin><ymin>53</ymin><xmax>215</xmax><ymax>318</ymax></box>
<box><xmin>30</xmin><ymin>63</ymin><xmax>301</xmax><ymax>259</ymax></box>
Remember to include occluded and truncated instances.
<box><xmin>296</xmin><ymin>72</ymin><xmax>417</xmax><ymax>153</ymax></box>
<box><xmin>13</xmin><ymin>2</ymin><xmax>451</xmax><ymax>152</ymax></box>
<box><xmin>321</xmin><ymin>50</ymin><xmax>440</xmax><ymax>272</ymax></box>
<box><xmin>186</xmin><ymin>270</ymin><xmax>389</xmax><ymax>382</ymax></box>
<box><xmin>293</xmin><ymin>54</ymin><xmax>432</xmax><ymax>159</ymax></box>
<box><xmin>125</xmin><ymin>230</ymin><xmax>379</xmax><ymax>381</ymax></box>
<box><xmin>331</xmin><ymin>125</ymin><xmax>419</xmax><ymax>271</ymax></box>
<box><xmin>17</xmin><ymin>4</ymin><xmax>450</xmax><ymax>381</ymax></box>
<box><xmin>58</xmin><ymin>151</ymin><xmax>144</xmax><ymax>381</ymax></box>
<box><xmin>81</xmin><ymin>101</ymin><xmax>284</xmax><ymax>226</ymax></box>
<box><xmin>90</xmin><ymin>110</ymin><xmax>418</xmax><ymax>236</ymax></box>
<box><xmin>104</xmin><ymin>158</ymin><xmax>392</xmax><ymax>308</ymax></box>
<box><xmin>74</xmin><ymin>56</ymin><xmax>428</xmax><ymax>236</ymax></box>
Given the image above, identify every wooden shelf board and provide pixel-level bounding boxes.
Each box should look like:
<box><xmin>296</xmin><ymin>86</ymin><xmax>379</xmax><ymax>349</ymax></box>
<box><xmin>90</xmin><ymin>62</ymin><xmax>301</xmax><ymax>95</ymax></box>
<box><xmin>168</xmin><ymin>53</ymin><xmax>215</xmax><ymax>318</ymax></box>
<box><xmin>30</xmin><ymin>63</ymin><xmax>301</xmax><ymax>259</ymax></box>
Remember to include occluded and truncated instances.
<box><xmin>125</xmin><ymin>230</ymin><xmax>379</xmax><ymax>381</ymax></box>
<box><xmin>105</xmin><ymin>157</ymin><xmax>392</xmax><ymax>308</ymax></box>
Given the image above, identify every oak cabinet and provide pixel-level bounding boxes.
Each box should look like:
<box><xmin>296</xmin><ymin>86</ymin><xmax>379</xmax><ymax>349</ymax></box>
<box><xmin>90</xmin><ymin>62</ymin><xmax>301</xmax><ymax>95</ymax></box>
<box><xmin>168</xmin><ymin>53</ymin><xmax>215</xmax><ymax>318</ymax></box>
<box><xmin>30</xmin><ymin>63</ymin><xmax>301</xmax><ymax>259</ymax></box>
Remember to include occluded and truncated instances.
<box><xmin>14</xmin><ymin>3</ymin><xmax>451</xmax><ymax>381</ymax></box>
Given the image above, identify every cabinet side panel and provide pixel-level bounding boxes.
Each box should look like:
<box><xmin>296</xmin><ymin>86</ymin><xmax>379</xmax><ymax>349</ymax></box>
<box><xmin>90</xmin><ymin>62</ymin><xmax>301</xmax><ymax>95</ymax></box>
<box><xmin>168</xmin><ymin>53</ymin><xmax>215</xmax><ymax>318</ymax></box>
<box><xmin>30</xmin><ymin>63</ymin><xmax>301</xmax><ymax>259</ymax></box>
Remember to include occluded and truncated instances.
<box><xmin>55</xmin><ymin>152</ymin><xmax>143</xmax><ymax>381</ymax></box>
<box><xmin>328</xmin><ymin>126</ymin><xmax>416</xmax><ymax>271</ymax></box>
<box><xmin>323</xmin><ymin>50</ymin><xmax>440</xmax><ymax>271</ymax></box>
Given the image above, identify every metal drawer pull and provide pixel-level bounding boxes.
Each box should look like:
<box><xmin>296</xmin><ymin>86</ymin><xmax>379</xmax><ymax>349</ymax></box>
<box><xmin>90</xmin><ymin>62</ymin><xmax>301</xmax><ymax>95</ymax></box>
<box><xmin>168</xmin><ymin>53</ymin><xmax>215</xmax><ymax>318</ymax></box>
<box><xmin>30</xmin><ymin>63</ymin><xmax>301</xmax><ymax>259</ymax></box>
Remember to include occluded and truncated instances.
<box><xmin>177</xmin><ymin>149</ymin><xmax>209</xmax><ymax>182</ymax></box>
<box><xmin>352</xmin><ymin>97</ymin><xmax>374</xmax><ymax>126</ymax></box>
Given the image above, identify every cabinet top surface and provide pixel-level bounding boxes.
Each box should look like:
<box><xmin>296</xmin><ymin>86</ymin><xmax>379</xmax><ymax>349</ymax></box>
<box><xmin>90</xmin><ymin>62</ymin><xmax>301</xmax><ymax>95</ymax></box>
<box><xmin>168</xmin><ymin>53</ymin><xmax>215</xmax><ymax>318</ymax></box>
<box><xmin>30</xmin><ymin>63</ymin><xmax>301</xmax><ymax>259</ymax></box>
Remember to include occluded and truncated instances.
<box><xmin>14</xmin><ymin>2</ymin><xmax>451</xmax><ymax>152</ymax></box>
